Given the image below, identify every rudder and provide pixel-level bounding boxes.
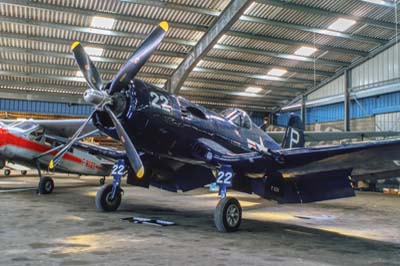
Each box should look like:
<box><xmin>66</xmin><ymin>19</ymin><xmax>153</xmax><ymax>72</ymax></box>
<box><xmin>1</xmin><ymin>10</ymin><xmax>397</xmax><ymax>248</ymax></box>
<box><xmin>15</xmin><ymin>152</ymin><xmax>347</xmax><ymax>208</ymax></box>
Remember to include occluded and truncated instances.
<box><xmin>281</xmin><ymin>114</ymin><xmax>304</xmax><ymax>149</ymax></box>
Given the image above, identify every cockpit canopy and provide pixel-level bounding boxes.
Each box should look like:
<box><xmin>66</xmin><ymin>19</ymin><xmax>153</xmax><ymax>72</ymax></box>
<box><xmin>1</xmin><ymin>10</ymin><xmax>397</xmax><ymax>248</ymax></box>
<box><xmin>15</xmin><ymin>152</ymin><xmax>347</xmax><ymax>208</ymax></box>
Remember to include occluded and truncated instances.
<box><xmin>220</xmin><ymin>108</ymin><xmax>252</xmax><ymax>129</ymax></box>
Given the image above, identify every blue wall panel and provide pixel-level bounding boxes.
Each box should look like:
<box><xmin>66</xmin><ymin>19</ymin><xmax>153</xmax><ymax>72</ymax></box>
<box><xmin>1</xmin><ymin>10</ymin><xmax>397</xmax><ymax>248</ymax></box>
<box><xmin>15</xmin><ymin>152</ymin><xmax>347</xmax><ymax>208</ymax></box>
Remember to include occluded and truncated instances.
<box><xmin>274</xmin><ymin>91</ymin><xmax>400</xmax><ymax>126</ymax></box>
<box><xmin>0</xmin><ymin>98</ymin><xmax>93</xmax><ymax>117</ymax></box>
<box><xmin>275</xmin><ymin>110</ymin><xmax>301</xmax><ymax>126</ymax></box>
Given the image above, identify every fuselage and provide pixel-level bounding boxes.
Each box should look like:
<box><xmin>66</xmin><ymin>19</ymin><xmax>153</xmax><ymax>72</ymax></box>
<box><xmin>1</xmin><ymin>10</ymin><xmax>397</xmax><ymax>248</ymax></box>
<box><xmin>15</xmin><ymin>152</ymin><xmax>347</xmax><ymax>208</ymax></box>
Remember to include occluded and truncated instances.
<box><xmin>0</xmin><ymin>122</ymin><xmax>110</xmax><ymax>176</ymax></box>
<box><xmin>93</xmin><ymin>79</ymin><xmax>280</xmax><ymax>166</ymax></box>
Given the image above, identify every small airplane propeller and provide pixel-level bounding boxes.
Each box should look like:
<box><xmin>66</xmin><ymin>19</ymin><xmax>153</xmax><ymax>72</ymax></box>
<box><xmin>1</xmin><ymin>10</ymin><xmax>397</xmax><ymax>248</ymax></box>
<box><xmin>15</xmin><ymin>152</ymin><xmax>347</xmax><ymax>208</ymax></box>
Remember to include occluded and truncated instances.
<box><xmin>49</xmin><ymin>21</ymin><xmax>169</xmax><ymax>179</ymax></box>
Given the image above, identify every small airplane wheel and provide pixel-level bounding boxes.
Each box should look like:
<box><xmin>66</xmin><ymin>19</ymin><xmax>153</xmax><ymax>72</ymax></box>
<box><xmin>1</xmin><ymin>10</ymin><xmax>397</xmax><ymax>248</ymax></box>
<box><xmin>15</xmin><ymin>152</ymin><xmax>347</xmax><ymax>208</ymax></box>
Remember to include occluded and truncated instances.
<box><xmin>4</xmin><ymin>169</ymin><xmax>10</xmax><ymax>176</ymax></box>
<box><xmin>99</xmin><ymin>177</ymin><xmax>106</xmax><ymax>186</ymax></box>
<box><xmin>214</xmin><ymin>197</ymin><xmax>242</xmax><ymax>233</ymax></box>
<box><xmin>96</xmin><ymin>184</ymin><xmax>121</xmax><ymax>212</ymax></box>
<box><xmin>21</xmin><ymin>170</ymin><xmax>27</xmax><ymax>176</ymax></box>
<box><xmin>38</xmin><ymin>176</ymin><xmax>54</xmax><ymax>194</ymax></box>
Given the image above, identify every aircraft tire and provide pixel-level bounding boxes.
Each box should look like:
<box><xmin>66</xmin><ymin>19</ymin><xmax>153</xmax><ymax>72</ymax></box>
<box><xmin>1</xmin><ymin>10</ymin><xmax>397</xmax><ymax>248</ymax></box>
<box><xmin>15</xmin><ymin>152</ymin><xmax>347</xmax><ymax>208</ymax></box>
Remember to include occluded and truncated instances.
<box><xmin>214</xmin><ymin>197</ymin><xmax>242</xmax><ymax>233</ymax></box>
<box><xmin>4</xmin><ymin>169</ymin><xmax>10</xmax><ymax>176</ymax></box>
<box><xmin>38</xmin><ymin>176</ymin><xmax>54</xmax><ymax>194</ymax></box>
<box><xmin>96</xmin><ymin>184</ymin><xmax>121</xmax><ymax>212</ymax></box>
<box><xmin>99</xmin><ymin>177</ymin><xmax>106</xmax><ymax>186</ymax></box>
<box><xmin>21</xmin><ymin>170</ymin><xmax>27</xmax><ymax>176</ymax></box>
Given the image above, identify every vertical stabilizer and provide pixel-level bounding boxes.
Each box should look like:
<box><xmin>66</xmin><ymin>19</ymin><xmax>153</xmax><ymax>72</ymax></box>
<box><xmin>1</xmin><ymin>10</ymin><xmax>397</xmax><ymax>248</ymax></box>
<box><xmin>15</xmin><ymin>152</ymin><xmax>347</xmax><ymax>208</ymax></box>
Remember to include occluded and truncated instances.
<box><xmin>281</xmin><ymin>114</ymin><xmax>304</xmax><ymax>149</ymax></box>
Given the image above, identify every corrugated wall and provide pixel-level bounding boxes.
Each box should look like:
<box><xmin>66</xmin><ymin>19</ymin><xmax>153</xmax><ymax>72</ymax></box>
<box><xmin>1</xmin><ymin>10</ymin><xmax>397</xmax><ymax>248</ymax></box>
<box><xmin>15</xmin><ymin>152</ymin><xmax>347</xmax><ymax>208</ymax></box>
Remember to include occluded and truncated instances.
<box><xmin>0</xmin><ymin>98</ymin><xmax>92</xmax><ymax>117</ymax></box>
<box><xmin>307</xmin><ymin>75</ymin><xmax>345</xmax><ymax>101</ymax></box>
<box><xmin>352</xmin><ymin>43</ymin><xmax>400</xmax><ymax>88</ymax></box>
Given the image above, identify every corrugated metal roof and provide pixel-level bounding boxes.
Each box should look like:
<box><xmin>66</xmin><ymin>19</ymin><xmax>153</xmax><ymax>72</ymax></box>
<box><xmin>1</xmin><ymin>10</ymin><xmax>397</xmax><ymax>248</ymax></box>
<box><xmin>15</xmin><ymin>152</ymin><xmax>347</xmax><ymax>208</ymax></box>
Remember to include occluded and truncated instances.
<box><xmin>0</xmin><ymin>0</ymin><xmax>398</xmax><ymax>112</ymax></box>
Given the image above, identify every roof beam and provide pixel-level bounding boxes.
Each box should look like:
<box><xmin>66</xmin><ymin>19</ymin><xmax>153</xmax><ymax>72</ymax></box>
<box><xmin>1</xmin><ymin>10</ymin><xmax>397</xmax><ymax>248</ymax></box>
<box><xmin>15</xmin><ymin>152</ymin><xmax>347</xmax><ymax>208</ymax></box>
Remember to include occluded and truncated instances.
<box><xmin>0</xmin><ymin>16</ymin><xmax>197</xmax><ymax>47</ymax></box>
<box><xmin>1</xmin><ymin>0</ymin><xmax>371</xmax><ymax>57</ymax></box>
<box><xmin>121</xmin><ymin>0</ymin><xmax>386</xmax><ymax>44</ymax></box>
<box><xmin>226</xmin><ymin>31</ymin><xmax>368</xmax><ymax>57</ymax></box>
<box><xmin>214</xmin><ymin>44</ymin><xmax>349</xmax><ymax>67</ymax></box>
<box><xmin>181</xmin><ymin>86</ymin><xmax>289</xmax><ymax>101</ymax></box>
<box><xmin>0</xmin><ymin>47</ymin><xmax>314</xmax><ymax>84</ymax></box>
<box><xmin>239</xmin><ymin>15</ymin><xmax>387</xmax><ymax>45</ymax></box>
<box><xmin>1</xmin><ymin>32</ymin><xmax>333</xmax><ymax>76</ymax></box>
<box><xmin>256</xmin><ymin>0</ymin><xmax>398</xmax><ymax>31</ymax></box>
<box><xmin>186</xmin><ymin>77</ymin><xmax>306</xmax><ymax>93</ymax></box>
<box><xmin>167</xmin><ymin>0</ymin><xmax>254</xmax><ymax>94</ymax></box>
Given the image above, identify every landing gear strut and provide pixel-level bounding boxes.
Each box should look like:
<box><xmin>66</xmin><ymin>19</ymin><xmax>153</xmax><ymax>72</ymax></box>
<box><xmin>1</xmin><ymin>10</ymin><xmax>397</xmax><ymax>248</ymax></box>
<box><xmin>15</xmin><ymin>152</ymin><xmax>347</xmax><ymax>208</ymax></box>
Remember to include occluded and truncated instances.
<box><xmin>96</xmin><ymin>159</ymin><xmax>125</xmax><ymax>212</ymax></box>
<box><xmin>35</xmin><ymin>160</ymin><xmax>54</xmax><ymax>194</ymax></box>
<box><xmin>213</xmin><ymin>165</ymin><xmax>242</xmax><ymax>233</ymax></box>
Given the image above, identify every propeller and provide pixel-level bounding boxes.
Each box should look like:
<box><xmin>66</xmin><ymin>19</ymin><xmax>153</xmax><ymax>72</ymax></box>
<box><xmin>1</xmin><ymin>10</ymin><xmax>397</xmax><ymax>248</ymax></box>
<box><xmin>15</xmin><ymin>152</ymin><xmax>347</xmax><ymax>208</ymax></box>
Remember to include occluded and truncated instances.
<box><xmin>49</xmin><ymin>21</ymin><xmax>169</xmax><ymax>179</ymax></box>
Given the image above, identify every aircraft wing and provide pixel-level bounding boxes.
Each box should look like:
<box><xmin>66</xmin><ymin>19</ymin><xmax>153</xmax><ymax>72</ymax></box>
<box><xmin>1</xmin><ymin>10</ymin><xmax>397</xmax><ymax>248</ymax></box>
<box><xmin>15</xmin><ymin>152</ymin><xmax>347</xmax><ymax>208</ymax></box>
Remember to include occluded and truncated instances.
<box><xmin>1</xmin><ymin>119</ymin><xmax>98</xmax><ymax>138</ymax></box>
<box><xmin>268</xmin><ymin>131</ymin><xmax>400</xmax><ymax>143</ymax></box>
<box><xmin>278</xmin><ymin>139</ymin><xmax>400</xmax><ymax>181</ymax></box>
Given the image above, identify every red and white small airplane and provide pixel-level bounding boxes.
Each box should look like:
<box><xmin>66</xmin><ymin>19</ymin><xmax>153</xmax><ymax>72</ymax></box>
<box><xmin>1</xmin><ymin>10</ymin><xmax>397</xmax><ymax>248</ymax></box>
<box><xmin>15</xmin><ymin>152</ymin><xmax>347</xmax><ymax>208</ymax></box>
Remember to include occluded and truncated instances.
<box><xmin>0</xmin><ymin>119</ymin><xmax>113</xmax><ymax>193</ymax></box>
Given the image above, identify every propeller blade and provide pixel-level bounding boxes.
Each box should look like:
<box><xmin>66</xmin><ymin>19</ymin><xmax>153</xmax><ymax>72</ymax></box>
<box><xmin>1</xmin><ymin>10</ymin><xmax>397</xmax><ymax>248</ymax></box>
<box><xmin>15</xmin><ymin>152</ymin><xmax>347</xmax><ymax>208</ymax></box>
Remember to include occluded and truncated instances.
<box><xmin>71</xmin><ymin>41</ymin><xmax>103</xmax><ymax>91</ymax></box>
<box><xmin>108</xmin><ymin>21</ymin><xmax>169</xmax><ymax>94</ymax></box>
<box><xmin>49</xmin><ymin>110</ymin><xmax>95</xmax><ymax>169</ymax></box>
<box><xmin>104</xmin><ymin>106</ymin><xmax>144</xmax><ymax>178</ymax></box>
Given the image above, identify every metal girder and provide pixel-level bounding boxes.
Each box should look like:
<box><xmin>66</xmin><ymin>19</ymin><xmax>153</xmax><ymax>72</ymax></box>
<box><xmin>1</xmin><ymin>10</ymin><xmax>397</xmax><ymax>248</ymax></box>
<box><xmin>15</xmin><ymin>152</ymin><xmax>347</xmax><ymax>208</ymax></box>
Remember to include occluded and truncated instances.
<box><xmin>226</xmin><ymin>31</ymin><xmax>368</xmax><ymax>57</ymax></box>
<box><xmin>359</xmin><ymin>0</ymin><xmax>396</xmax><ymax>9</ymax></box>
<box><xmin>0</xmin><ymin>32</ymin><xmax>187</xmax><ymax>58</ymax></box>
<box><xmin>214</xmin><ymin>44</ymin><xmax>349</xmax><ymax>67</ymax></box>
<box><xmin>119</xmin><ymin>0</ymin><xmax>221</xmax><ymax>16</ymax></box>
<box><xmin>190</xmin><ymin>100</ymin><xmax>274</xmax><ymax>111</ymax></box>
<box><xmin>0</xmin><ymin>16</ymin><xmax>197</xmax><ymax>47</ymax></box>
<box><xmin>239</xmin><ymin>15</ymin><xmax>387</xmax><ymax>45</ymax></box>
<box><xmin>121</xmin><ymin>0</ymin><xmax>386</xmax><ymax>44</ymax></box>
<box><xmin>1</xmin><ymin>32</ymin><xmax>333</xmax><ymax>77</ymax></box>
<box><xmin>168</xmin><ymin>0</ymin><xmax>254</xmax><ymax>94</ymax></box>
<box><xmin>0</xmin><ymin>0</ymin><xmax>208</xmax><ymax>32</ymax></box>
<box><xmin>202</xmin><ymin>57</ymin><xmax>331</xmax><ymax>77</ymax></box>
<box><xmin>0</xmin><ymin>47</ymin><xmax>178</xmax><ymax>70</ymax></box>
<box><xmin>181</xmin><ymin>86</ymin><xmax>288</xmax><ymax>101</ymax></box>
<box><xmin>0</xmin><ymin>1</ymin><xmax>371</xmax><ymax>57</ymax></box>
<box><xmin>256</xmin><ymin>0</ymin><xmax>398</xmax><ymax>31</ymax></box>
<box><xmin>193</xmin><ymin>67</ymin><xmax>314</xmax><ymax>84</ymax></box>
<box><xmin>186</xmin><ymin>77</ymin><xmax>306</xmax><ymax>94</ymax></box>
<box><xmin>1</xmin><ymin>47</ymin><xmax>313</xmax><ymax>85</ymax></box>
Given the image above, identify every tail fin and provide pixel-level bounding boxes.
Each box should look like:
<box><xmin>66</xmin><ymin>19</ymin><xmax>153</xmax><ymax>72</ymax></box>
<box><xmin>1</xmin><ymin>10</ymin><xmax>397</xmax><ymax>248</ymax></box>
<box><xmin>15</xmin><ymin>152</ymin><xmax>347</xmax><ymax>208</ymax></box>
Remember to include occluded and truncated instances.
<box><xmin>281</xmin><ymin>114</ymin><xmax>304</xmax><ymax>149</ymax></box>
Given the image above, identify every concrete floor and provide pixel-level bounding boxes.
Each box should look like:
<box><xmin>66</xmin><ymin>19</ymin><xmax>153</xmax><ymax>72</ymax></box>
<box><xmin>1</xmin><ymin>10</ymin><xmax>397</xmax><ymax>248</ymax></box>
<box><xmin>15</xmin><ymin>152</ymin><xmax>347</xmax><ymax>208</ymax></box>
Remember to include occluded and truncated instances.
<box><xmin>0</xmin><ymin>175</ymin><xmax>399</xmax><ymax>266</ymax></box>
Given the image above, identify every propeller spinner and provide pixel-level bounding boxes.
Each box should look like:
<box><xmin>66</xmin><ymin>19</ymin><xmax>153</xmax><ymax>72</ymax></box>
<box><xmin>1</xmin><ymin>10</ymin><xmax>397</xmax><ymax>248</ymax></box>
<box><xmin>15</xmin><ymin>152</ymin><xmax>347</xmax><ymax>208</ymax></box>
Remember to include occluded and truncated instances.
<box><xmin>49</xmin><ymin>21</ymin><xmax>169</xmax><ymax>179</ymax></box>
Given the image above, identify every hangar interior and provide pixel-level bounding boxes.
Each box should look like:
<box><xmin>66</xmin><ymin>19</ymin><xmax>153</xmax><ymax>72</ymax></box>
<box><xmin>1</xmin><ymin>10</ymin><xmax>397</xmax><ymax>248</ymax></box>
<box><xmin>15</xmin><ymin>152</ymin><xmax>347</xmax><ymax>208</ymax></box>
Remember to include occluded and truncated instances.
<box><xmin>1</xmin><ymin>0</ymin><xmax>400</xmax><ymax>129</ymax></box>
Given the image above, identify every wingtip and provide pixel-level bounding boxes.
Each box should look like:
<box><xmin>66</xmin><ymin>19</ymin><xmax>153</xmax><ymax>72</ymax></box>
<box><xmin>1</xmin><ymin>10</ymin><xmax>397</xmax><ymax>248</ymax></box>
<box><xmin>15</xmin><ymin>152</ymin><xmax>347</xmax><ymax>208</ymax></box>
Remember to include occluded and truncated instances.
<box><xmin>159</xmin><ymin>21</ymin><xmax>169</xmax><ymax>32</ymax></box>
<box><xmin>71</xmin><ymin>41</ymin><xmax>80</xmax><ymax>50</ymax></box>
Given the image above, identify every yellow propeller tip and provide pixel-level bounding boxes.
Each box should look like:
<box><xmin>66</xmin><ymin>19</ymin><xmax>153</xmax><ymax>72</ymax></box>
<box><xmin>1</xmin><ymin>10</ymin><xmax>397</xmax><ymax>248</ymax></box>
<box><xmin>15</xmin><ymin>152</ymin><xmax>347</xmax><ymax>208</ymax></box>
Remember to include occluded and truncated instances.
<box><xmin>159</xmin><ymin>21</ymin><xmax>169</xmax><ymax>32</ymax></box>
<box><xmin>136</xmin><ymin>167</ymin><xmax>145</xmax><ymax>179</ymax></box>
<box><xmin>49</xmin><ymin>160</ymin><xmax>54</xmax><ymax>170</ymax></box>
<box><xmin>71</xmin><ymin>41</ymin><xmax>80</xmax><ymax>50</ymax></box>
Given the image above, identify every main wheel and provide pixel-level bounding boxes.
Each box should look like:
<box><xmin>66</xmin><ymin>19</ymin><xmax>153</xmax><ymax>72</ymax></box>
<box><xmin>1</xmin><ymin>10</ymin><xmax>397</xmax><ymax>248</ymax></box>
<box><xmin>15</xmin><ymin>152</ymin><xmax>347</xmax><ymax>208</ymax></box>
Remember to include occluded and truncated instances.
<box><xmin>38</xmin><ymin>176</ymin><xmax>54</xmax><ymax>194</ymax></box>
<box><xmin>214</xmin><ymin>197</ymin><xmax>242</xmax><ymax>233</ymax></box>
<box><xmin>99</xmin><ymin>177</ymin><xmax>106</xmax><ymax>185</ymax></box>
<box><xmin>21</xmin><ymin>170</ymin><xmax>27</xmax><ymax>176</ymax></box>
<box><xmin>95</xmin><ymin>184</ymin><xmax>121</xmax><ymax>212</ymax></box>
<box><xmin>4</xmin><ymin>169</ymin><xmax>10</xmax><ymax>176</ymax></box>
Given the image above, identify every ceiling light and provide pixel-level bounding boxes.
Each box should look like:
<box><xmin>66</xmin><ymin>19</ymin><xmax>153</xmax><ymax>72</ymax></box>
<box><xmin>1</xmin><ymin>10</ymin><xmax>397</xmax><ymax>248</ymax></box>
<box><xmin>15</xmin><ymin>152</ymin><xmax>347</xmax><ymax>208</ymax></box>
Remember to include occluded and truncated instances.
<box><xmin>268</xmin><ymin>68</ymin><xmax>287</xmax><ymax>77</ymax></box>
<box><xmin>360</xmin><ymin>0</ymin><xmax>394</xmax><ymax>7</ymax></box>
<box><xmin>328</xmin><ymin>18</ymin><xmax>356</xmax><ymax>32</ymax></box>
<box><xmin>245</xmin><ymin>87</ymin><xmax>262</xmax><ymax>93</ymax></box>
<box><xmin>90</xmin><ymin>16</ymin><xmax>115</xmax><ymax>29</ymax></box>
<box><xmin>294</xmin><ymin>46</ymin><xmax>318</xmax><ymax>56</ymax></box>
<box><xmin>84</xmin><ymin>47</ymin><xmax>104</xmax><ymax>56</ymax></box>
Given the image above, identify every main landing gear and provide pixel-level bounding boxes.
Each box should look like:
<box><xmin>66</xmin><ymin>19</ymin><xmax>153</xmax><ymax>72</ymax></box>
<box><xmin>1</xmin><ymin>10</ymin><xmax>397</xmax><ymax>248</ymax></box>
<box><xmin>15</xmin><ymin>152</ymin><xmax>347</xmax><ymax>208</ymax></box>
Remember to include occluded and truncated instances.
<box><xmin>96</xmin><ymin>159</ymin><xmax>125</xmax><ymax>212</ymax></box>
<box><xmin>214</xmin><ymin>165</ymin><xmax>242</xmax><ymax>233</ymax></box>
<box><xmin>35</xmin><ymin>160</ymin><xmax>54</xmax><ymax>194</ymax></box>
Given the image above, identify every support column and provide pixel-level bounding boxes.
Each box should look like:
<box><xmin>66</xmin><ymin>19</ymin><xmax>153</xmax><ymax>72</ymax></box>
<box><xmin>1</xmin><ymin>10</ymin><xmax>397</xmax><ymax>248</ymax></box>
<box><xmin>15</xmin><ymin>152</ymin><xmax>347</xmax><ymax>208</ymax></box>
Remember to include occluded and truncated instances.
<box><xmin>301</xmin><ymin>95</ymin><xmax>306</xmax><ymax>124</ymax></box>
<box><xmin>344</xmin><ymin>70</ymin><xmax>351</xmax><ymax>132</ymax></box>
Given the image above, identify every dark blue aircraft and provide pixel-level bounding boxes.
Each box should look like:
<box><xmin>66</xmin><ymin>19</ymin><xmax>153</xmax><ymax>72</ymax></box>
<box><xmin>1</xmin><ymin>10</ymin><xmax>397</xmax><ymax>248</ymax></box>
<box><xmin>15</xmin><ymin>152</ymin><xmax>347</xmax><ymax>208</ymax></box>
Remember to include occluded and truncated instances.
<box><xmin>51</xmin><ymin>21</ymin><xmax>400</xmax><ymax>232</ymax></box>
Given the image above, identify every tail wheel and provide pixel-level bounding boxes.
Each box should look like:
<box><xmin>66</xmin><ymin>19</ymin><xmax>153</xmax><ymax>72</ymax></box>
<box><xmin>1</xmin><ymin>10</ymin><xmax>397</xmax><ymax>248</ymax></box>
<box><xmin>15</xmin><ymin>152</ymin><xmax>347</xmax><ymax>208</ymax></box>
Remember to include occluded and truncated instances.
<box><xmin>38</xmin><ymin>176</ymin><xmax>54</xmax><ymax>194</ymax></box>
<box><xmin>21</xmin><ymin>170</ymin><xmax>27</xmax><ymax>176</ymax></box>
<box><xmin>95</xmin><ymin>184</ymin><xmax>121</xmax><ymax>212</ymax></box>
<box><xmin>214</xmin><ymin>197</ymin><xmax>242</xmax><ymax>233</ymax></box>
<box><xmin>4</xmin><ymin>169</ymin><xmax>10</xmax><ymax>176</ymax></box>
